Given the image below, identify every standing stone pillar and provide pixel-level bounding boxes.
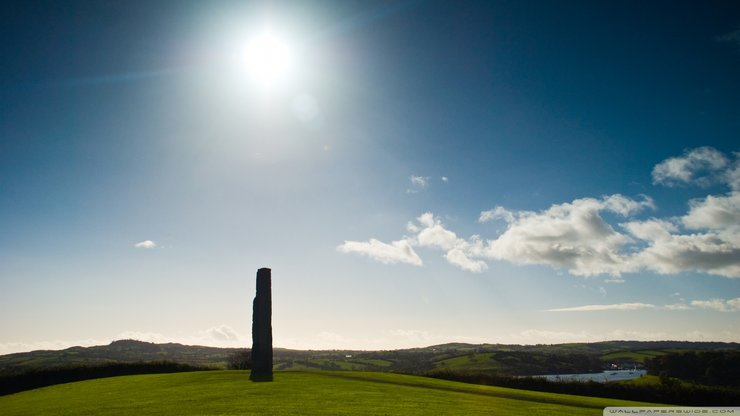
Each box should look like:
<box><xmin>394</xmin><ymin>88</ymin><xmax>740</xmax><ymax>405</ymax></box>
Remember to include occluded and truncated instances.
<box><xmin>250</xmin><ymin>267</ymin><xmax>273</xmax><ymax>381</ymax></box>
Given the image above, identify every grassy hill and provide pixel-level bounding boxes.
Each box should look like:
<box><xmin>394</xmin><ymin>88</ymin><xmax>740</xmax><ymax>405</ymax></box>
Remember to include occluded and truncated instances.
<box><xmin>599</xmin><ymin>349</ymin><xmax>671</xmax><ymax>364</ymax></box>
<box><xmin>0</xmin><ymin>370</ymin><xmax>657</xmax><ymax>415</ymax></box>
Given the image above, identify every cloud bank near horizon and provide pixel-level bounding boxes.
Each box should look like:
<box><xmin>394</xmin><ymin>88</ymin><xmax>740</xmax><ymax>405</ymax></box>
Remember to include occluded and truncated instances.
<box><xmin>338</xmin><ymin>147</ymin><xmax>740</xmax><ymax>278</ymax></box>
<box><xmin>0</xmin><ymin>324</ymin><xmax>247</xmax><ymax>356</ymax></box>
<box><xmin>547</xmin><ymin>297</ymin><xmax>740</xmax><ymax>312</ymax></box>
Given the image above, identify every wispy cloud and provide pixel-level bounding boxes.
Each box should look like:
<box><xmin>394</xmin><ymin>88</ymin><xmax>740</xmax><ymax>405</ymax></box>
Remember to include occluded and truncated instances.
<box><xmin>717</xmin><ymin>29</ymin><xmax>740</xmax><ymax>49</ymax></box>
<box><xmin>337</xmin><ymin>238</ymin><xmax>422</xmax><ymax>266</ymax></box>
<box><xmin>340</xmin><ymin>147</ymin><xmax>740</xmax><ymax>278</ymax></box>
<box><xmin>547</xmin><ymin>303</ymin><xmax>657</xmax><ymax>312</ymax></box>
<box><xmin>134</xmin><ymin>240</ymin><xmax>157</xmax><ymax>249</ymax></box>
<box><xmin>664</xmin><ymin>303</ymin><xmax>692</xmax><ymax>310</ymax></box>
<box><xmin>406</xmin><ymin>175</ymin><xmax>430</xmax><ymax>193</ymax></box>
<box><xmin>410</xmin><ymin>175</ymin><xmax>429</xmax><ymax>188</ymax></box>
<box><xmin>407</xmin><ymin>175</ymin><xmax>449</xmax><ymax>193</ymax></box>
<box><xmin>115</xmin><ymin>326</ymin><xmax>247</xmax><ymax>345</ymax></box>
<box><xmin>690</xmin><ymin>298</ymin><xmax>740</xmax><ymax>312</ymax></box>
<box><xmin>549</xmin><ymin>298</ymin><xmax>740</xmax><ymax>313</ymax></box>
<box><xmin>509</xmin><ymin>328</ymin><xmax>740</xmax><ymax>344</ymax></box>
<box><xmin>204</xmin><ymin>325</ymin><xmax>242</xmax><ymax>341</ymax></box>
<box><xmin>651</xmin><ymin>146</ymin><xmax>728</xmax><ymax>188</ymax></box>
<box><xmin>479</xmin><ymin>206</ymin><xmax>515</xmax><ymax>223</ymax></box>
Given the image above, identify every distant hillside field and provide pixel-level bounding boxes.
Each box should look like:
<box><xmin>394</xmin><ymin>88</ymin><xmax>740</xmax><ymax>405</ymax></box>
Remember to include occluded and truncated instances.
<box><xmin>0</xmin><ymin>370</ymin><xmax>657</xmax><ymax>415</ymax></box>
<box><xmin>4</xmin><ymin>339</ymin><xmax>737</xmax><ymax>376</ymax></box>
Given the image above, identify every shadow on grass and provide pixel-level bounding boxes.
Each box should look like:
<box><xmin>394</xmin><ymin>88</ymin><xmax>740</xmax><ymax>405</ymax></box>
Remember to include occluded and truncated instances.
<box><xmin>249</xmin><ymin>371</ymin><xmax>273</xmax><ymax>382</ymax></box>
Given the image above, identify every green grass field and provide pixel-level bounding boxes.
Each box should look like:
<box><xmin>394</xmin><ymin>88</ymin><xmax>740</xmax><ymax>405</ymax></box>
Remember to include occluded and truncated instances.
<box><xmin>0</xmin><ymin>370</ymin><xmax>660</xmax><ymax>415</ymax></box>
<box><xmin>434</xmin><ymin>352</ymin><xmax>501</xmax><ymax>371</ymax></box>
<box><xmin>599</xmin><ymin>350</ymin><xmax>666</xmax><ymax>363</ymax></box>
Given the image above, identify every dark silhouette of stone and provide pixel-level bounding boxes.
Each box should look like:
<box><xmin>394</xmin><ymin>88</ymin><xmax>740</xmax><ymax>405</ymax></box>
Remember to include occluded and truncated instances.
<box><xmin>250</xmin><ymin>267</ymin><xmax>273</xmax><ymax>381</ymax></box>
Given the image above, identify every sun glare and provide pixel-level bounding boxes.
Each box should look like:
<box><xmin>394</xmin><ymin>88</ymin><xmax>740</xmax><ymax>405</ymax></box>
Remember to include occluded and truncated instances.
<box><xmin>237</xmin><ymin>27</ymin><xmax>293</xmax><ymax>90</ymax></box>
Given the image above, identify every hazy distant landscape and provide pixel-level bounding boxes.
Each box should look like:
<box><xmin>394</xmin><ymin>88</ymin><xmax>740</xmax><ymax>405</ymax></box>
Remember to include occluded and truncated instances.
<box><xmin>3</xmin><ymin>339</ymin><xmax>739</xmax><ymax>375</ymax></box>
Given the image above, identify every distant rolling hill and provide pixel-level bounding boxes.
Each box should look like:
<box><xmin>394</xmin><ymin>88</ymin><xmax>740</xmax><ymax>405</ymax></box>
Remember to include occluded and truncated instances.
<box><xmin>2</xmin><ymin>339</ymin><xmax>738</xmax><ymax>376</ymax></box>
<box><xmin>0</xmin><ymin>340</ymin><xmax>238</xmax><ymax>373</ymax></box>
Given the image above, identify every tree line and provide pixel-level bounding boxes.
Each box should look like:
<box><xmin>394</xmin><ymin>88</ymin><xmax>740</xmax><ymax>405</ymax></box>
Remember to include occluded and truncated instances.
<box><xmin>0</xmin><ymin>361</ymin><xmax>210</xmax><ymax>396</ymax></box>
<box><xmin>645</xmin><ymin>350</ymin><xmax>740</xmax><ymax>386</ymax></box>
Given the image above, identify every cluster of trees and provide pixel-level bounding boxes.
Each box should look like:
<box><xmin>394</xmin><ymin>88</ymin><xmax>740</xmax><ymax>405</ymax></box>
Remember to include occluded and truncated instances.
<box><xmin>488</xmin><ymin>351</ymin><xmax>604</xmax><ymax>375</ymax></box>
<box><xmin>0</xmin><ymin>361</ymin><xmax>210</xmax><ymax>396</ymax></box>
<box><xmin>331</xmin><ymin>350</ymin><xmax>605</xmax><ymax>375</ymax></box>
<box><xmin>645</xmin><ymin>350</ymin><xmax>740</xmax><ymax>386</ymax></box>
<box><xmin>226</xmin><ymin>349</ymin><xmax>252</xmax><ymax>370</ymax></box>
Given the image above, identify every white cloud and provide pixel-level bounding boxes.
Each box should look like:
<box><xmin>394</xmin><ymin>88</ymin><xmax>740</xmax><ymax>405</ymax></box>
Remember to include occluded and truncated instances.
<box><xmin>512</xmin><ymin>329</ymin><xmax>595</xmax><ymax>343</ymax></box>
<box><xmin>549</xmin><ymin>298</ymin><xmax>740</xmax><ymax>313</ymax></box>
<box><xmin>682</xmin><ymin>192</ymin><xmax>740</xmax><ymax>230</ymax></box>
<box><xmin>621</xmin><ymin>219</ymin><xmax>677</xmax><ymax>242</ymax></box>
<box><xmin>407</xmin><ymin>175</ymin><xmax>431</xmax><ymax>193</ymax></box>
<box><xmin>134</xmin><ymin>240</ymin><xmax>157</xmax><ymax>249</ymax></box>
<box><xmin>445</xmin><ymin>248</ymin><xmax>488</xmax><ymax>273</ymax></box>
<box><xmin>726</xmin><ymin>155</ymin><xmax>740</xmax><ymax>191</ymax></box>
<box><xmin>479</xmin><ymin>206</ymin><xmax>515</xmax><ymax>223</ymax></box>
<box><xmin>341</xmin><ymin>147</ymin><xmax>740</xmax><ymax>278</ymax></box>
<box><xmin>652</xmin><ymin>146</ymin><xmax>729</xmax><ymax>187</ymax></box>
<box><xmin>441</xmin><ymin>176</ymin><xmax>449</xmax><ymax>183</ymax></box>
<box><xmin>115</xmin><ymin>330</ymin><xmax>171</xmax><ymax>343</ymax></box>
<box><xmin>337</xmin><ymin>238</ymin><xmax>422</xmax><ymax>266</ymax></box>
<box><xmin>412</xmin><ymin>213</ymin><xmax>488</xmax><ymax>273</ymax></box>
<box><xmin>204</xmin><ymin>325</ymin><xmax>241</xmax><ymax>342</ymax></box>
<box><xmin>483</xmin><ymin>195</ymin><xmax>652</xmax><ymax>277</ymax></box>
<box><xmin>626</xmin><ymin>218</ymin><xmax>740</xmax><ymax>278</ymax></box>
<box><xmin>118</xmin><ymin>326</ymin><xmax>246</xmax><ymax>347</ymax></box>
<box><xmin>690</xmin><ymin>298</ymin><xmax>740</xmax><ymax>312</ymax></box>
<box><xmin>410</xmin><ymin>175</ymin><xmax>429</xmax><ymax>188</ymax></box>
<box><xmin>391</xmin><ymin>329</ymin><xmax>431</xmax><ymax>341</ymax></box>
<box><xmin>416</xmin><ymin>213</ymin><xmax>459</xmax><ymax>250</ymax></box>
<box><xmin>345</xmin><ymin>188</ymin><xmax>739</xmax><ymax>277</ymax></box>
<box><xmin>547</xmin><ymin>303</ymin><xmax>656</xmax><ymax>312</ymax></box>
<box><xmin>603</xmin><ymin>194</ymin><xmax>656</xmax><ymax>215</ymax></box>
<box><xmin>625</xmin><ymin>149</ymin><xmax>740</xmax><ymax>277</ymax></box>
<box><xmin>664</xmin><ymin>303</ymin><xmax>691</xmax><ymax>310</ymax></box>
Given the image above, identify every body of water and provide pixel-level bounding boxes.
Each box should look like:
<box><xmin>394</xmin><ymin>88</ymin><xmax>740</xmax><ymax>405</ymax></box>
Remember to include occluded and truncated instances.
<box><xmin>539</xmin><ymin>369</ymin><xmax>647</xmax><ymax>383</ymax></box>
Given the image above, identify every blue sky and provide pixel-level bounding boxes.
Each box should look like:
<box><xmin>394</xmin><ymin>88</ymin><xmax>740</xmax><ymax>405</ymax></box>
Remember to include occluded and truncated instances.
<box><xmin>1</xmin><ymin>0</ymin><xmax>739</xmax><ymax>354</ymax></box>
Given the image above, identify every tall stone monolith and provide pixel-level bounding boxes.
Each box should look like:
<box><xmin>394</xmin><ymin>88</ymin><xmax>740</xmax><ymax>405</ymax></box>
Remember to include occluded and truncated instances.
<box><xmin>250</xmin><ymin>267</ymin><xmax>273</xmax><ymax>381</ymax></box>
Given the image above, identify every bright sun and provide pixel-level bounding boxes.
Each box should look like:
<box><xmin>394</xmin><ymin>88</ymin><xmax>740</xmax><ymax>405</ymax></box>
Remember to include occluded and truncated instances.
<box><xmin>237</xmin><ymin>27</ymin><xmax>293</xmax><ymax>89</ymax></box>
